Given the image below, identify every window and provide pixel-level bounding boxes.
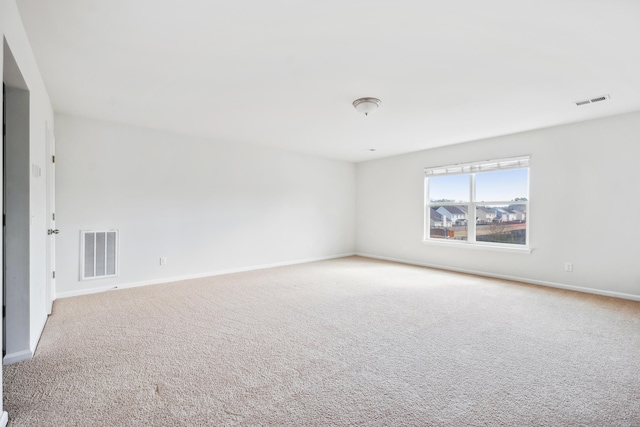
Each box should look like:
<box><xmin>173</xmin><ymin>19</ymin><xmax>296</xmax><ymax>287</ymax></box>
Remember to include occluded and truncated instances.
<box><xmin>425</xmin><ymin>156</ymin><xmax>529</xmax><ymax>247</ymax></box>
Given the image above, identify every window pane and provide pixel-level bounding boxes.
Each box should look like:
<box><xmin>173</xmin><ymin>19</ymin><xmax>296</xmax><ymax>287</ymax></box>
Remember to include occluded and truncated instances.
<box><xmin>429</xmin><ymin>206</ymin><xmax>468</xmax><ymax>241</ymax></box>
<box><xmin>475</xmin><ymin>169</ymin><xmax>528</xmax><ymax>202</ymax></box>
<box><xmin>429</xmin><ymin>174</ymin><xmax>469</xmax><ymax>203</ymax></box>
<box><xmin>476</xmin><ymin>204</ymin><xmax>527</xmax><ymax>245</ymax></box>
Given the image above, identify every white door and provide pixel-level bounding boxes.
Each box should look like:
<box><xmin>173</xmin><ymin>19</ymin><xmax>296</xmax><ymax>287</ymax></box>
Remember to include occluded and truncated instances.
<box><xmin>45</xmin><ymin>123</ymin><xmax>56</xmax><ymax>314</ymax></box>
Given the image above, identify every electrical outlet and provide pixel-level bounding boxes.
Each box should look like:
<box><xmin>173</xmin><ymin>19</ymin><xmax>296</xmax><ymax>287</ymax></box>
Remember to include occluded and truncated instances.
<box><xmin>564</xmin><ymin>262</ymin><xmax>573</xmax><ymax>272</ymax></box>
<box><xmin>160</xmin><ymin>257</ymin><xmax>167</xmax><ymax>266</ymax></box>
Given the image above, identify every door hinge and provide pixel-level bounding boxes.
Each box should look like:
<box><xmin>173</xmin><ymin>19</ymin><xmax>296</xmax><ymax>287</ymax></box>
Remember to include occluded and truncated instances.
<box><xmin>52</xmin><ymin>271</ymin><xmax>56</xmax><ymax>279</ymax></box>
<box><xmin>3</xmin><ymin>305</ymin><xmax>5</xmax><ymax>318</ymax></box>
<box><xmin>52</xmin><ymin>155</ymin><xmax>55</xmax><ymax>163</ymax></box>
<box><xmin>52</xmin><ymin>213</ymin><xmax>55</xmax><ymax>221</ymax></box>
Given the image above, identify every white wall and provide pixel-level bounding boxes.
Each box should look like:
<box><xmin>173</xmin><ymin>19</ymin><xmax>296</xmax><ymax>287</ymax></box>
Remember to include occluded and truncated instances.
<box><xmin>356</xmin><ymin>111</ymin><xmax>640</xmax><ymax>300</ymax></box>
<box><xmin>55</xmin><ymin>114</ymin><xmax>356</xmax><ymax>296</ymax></box>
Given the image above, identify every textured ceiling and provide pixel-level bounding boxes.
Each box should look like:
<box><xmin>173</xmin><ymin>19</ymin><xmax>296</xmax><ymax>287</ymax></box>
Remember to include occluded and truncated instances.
<box><xmin>16</xmin><ymin>0</ymin><xmax>640</xmax><ymax>162</ymax></box>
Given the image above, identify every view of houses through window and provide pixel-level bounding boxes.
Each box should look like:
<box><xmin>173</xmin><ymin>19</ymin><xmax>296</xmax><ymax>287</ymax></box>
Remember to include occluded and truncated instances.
<box><xmin>425</xmin><ymin>157</ymin><xmax>529</xmax><ymax>246</ymax></box>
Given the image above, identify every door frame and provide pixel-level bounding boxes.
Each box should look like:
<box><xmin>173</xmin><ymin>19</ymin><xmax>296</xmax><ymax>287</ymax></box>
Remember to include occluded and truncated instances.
<box><xmin>45</xmin><ymin>122</ymin><xmax>55</xmax><ymax>314</ymax></box>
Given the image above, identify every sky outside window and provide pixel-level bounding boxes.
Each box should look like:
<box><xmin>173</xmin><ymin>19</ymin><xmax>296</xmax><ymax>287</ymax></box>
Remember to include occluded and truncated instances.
<box><xmin>429</xmin><ymin>174</ymin><xmax>469</xmax><ymax>202</ymax></box>
<box><xmin>475</xmin><ymin>169</ymin><xmax>528</xmax><ymax>202</ymax></box>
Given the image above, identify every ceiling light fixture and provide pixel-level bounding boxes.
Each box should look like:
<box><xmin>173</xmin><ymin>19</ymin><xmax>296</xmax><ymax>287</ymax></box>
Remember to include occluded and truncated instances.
<box><xmin>352</xmin><ymin>97</ymin><xmax>381</xmax><ymax>116</ymax></box>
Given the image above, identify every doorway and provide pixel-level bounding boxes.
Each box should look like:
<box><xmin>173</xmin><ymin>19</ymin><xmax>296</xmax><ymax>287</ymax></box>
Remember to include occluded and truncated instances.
<box><xmin>3</xmin><ymin>39</ymin><xmax>31</xmax><ymax>363</ymax></box>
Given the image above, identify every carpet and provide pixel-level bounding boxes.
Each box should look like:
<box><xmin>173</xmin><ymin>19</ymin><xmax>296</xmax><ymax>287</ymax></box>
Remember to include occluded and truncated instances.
<box><xmin>4</xmin><ymin>256</ymin><xmax>640</xmax><ymax>426</ymax></box>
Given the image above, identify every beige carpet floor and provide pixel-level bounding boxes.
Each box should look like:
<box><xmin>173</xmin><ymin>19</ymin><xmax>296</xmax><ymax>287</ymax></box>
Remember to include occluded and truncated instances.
<box><xmin>4</xmin><ymin>256</ymin><xmax>640</xmax><ymax>426</ymax></box>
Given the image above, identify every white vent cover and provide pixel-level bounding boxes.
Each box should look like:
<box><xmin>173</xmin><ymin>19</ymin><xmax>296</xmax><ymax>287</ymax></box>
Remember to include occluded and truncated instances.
<box><xmin>81</xmin><ymin>230</ymin><xmax>118</xmax><ymax>280</ymax></box>
<box><xmin>575</xmin><ymin>94</ymin><xmax>610</xmax><ymax>106</ymax></box>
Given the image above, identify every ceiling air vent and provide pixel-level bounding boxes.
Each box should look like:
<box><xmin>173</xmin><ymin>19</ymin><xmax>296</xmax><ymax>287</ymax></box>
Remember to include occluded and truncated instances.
<box><xmin>590</xmin><ymin>96</ymin><xmax>608</xmax><ymax>103</ymax></box>
<box><xmin>575</xmin><ymin>94</ymin><xmax>610</xmax><ymax>106</ymax></box>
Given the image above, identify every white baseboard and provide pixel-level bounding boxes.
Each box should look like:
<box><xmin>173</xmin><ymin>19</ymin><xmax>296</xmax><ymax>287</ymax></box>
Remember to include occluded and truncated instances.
<box><xmin>57</xmin><ymin>253</ymin><xmax>356</xmax><ymax>299</ymax></box>
<box><xmin>1</xmin><ymin>411</ymin><xmax>8</xmax><ymax>427</ymax></box>
<box><xmin>356</xmin><ymin>252</ymin><xmax>640</xmax><ymax>302</ymax></box>
<box><xmin>3</xmin><ymin>349</ymin><xmax>33</xmax><ymax>365</ymax></box>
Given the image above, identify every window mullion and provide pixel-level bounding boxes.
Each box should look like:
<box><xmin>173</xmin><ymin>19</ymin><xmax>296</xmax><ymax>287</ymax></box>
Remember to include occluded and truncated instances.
<box><xmin>468</xmin><ymin>173</ymin><xmax>476</xmax><ymax>242</ymax></box>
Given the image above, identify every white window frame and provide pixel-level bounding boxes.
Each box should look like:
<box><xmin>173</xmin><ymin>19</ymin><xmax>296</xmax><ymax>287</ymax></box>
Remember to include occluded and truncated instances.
<box><xmin>424</xmin><ymin>156</ymin><xmax>531</xmax><ymax>252</ymax></box>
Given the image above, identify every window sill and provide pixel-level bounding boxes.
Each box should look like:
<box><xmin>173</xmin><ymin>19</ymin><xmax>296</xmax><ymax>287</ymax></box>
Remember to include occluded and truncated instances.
<box><xmin>422</xmin><ymin>239</ymin><xmax>532</xmax><ymax>254</ymax></box>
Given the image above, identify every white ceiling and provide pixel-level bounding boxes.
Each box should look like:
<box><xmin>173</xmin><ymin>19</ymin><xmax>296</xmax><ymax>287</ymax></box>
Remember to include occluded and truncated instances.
<box><xmin>15</xmin><ymin>0</ymin><xmax>640</xmax><ymax>162</ymax></box>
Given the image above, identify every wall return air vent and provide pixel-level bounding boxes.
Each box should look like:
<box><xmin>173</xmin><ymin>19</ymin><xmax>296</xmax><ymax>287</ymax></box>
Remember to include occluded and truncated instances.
<box><xmin>575</xmin><ymin>94</ymin><xmax>610</xmax><ymax>106</ymax></box>
<box><xmin>80</xmin><ymin>230</ymin><xmax>118</xmax><ymax>280</ymax></box>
